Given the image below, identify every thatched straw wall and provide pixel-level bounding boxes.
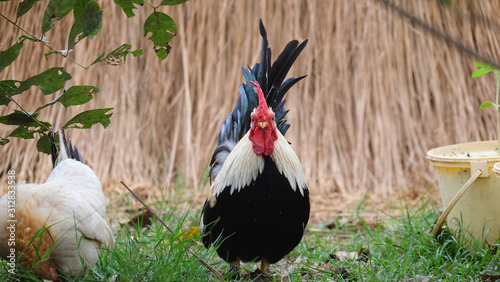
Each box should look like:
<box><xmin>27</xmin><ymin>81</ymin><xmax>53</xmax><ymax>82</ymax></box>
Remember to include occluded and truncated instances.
<box><xmin>1</xmin><ymin>0</ymin><xmax>500</xmax><ymax>206</ymax></box>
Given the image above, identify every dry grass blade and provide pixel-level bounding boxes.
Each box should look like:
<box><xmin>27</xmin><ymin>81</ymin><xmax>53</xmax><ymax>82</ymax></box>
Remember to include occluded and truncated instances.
<box><xmin>120</xmin><ymin>181</ymin><xmax>225</xmax><ymax>281</ymax></box>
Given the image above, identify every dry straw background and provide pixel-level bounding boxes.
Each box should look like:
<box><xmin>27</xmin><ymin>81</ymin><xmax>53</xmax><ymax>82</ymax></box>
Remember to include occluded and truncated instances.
<box><xmin>2</xmin><ymin>0</ymin><xmax>500</xmax><ymax>216</ymax></box>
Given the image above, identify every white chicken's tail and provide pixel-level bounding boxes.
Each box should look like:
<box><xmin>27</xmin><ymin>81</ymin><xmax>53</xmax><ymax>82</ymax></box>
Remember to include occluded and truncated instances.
<box><xmin>49</xmin><ymin>128</ymin><xmax>85</xmax><ymax>168</ymax></box>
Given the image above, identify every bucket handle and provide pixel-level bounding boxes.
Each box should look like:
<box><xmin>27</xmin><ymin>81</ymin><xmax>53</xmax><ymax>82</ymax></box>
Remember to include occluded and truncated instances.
<box><xmin>432</xmin><ymin>169</ymin><xmax>483</xmax><ymax>238</ymax></box>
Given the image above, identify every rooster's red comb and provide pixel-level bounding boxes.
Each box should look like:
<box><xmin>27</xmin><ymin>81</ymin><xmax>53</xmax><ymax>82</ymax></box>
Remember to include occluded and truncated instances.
<box><xmin>250</xmin><ymin>81</ymin><xmax>268</xmax><ymax>114</ymax></box>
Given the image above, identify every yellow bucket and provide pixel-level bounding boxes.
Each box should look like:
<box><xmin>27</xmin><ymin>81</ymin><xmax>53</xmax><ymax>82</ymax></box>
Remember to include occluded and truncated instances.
<box><xmin>427</xmin><ymin>141</ymin><xmax>500</xmax><ymax>249</ymax></box>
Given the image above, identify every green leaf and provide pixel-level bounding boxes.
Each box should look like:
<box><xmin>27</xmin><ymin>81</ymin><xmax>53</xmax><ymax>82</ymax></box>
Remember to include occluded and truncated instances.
<box><xmin>144</xmin><ymin>12</ymin><xmax>177</xmax><ymax>60</ymax></box>
<box><xmin>480</xmin><ymin>101</ymin><xmax>494</xmax><ymax>110</ymax></box>
<box><xmin>0</xmin><ymin>80</ymin><xmax>20</xmax><ymax>95</ymax></box>
<box><xmin>17</xmin><ymin>0</ymin><xmax>41</xmax><ymax>19</ymax></box>
<box><xmin>68</xmin><ymin>0</ymin><xmax>102</xmax><ymax>50</ymax></box>
<box><xmin>0</xmin><ymin>110</ymin><xmax>40</xmax><ymax>126</ymax></box>
<box><xmin>57</xmin><ymin>85</ymin><xmax>100</xmax><ymax>107</ymax></box>
<box><xmin>64</xmin><ymin>108</ymin><xmax>113</xmax><ymax>129</ymax></box>
<box><xmin>0</xmin><ymin>96</ymin><xmax>10</xmax><ymax>106</ymax></box>
<box><xmin>42</xmin><ymin>0</ymin><xmax>77</xmax><ymax>34</ymax></box>
<box><xmin>0</xmin><ymin>80</ymin><xmax>20</xmax><ymax>106</ymax></box>
<box><xmin>472</xmin><ymin>61</ymin><xmax>500</xmax><ymax>78</ymax></box>
<box><xmin>90</xmin><ymin>51</ymin><xmax>106</xmax><ymax>66</ymax></box>
<box><xmin>102</xmin><ymin>44</ymin><xmax>132</xmax><ymax>65</ymax></box>
<box><xmin>34</xmin><ymin>85</ymin><xmax>100</xmax><ymax>112</ymax></box>
<box><xmin>73</xmin><ymin>0</ymin><xmax>84</xmax><ymax>18</ymax></box>
<box><xmin>0</xmin><ymin>111</ymin><xmax>38</xmax><ymax>126</ymax></box>
<box><xmin>155</xmin><ymin>49</ymin><xmax>168</xmax><ymax>60</ymax></box>
<box><xmin>0</xmin><ymin>40</ymin><xmax>24</xmax><ymax>73</ymax></box>
<box><xmin>91</xmin><ymin>45</ymin><xmax>144</xmax><ymax>66</ymax></box>
<box><xmin>0</xmin><ymin>137</ymin><xmax>10</xmax><ymax>145</ymax></box>
<box><xmin>131</xmin><ymin>48</ymin><xmax>144</xmax><ymax>57</ymax></box>
<box><xmin>9</xmin><ymin>125</ymin><xmax>36</xmax><ymax>139</ymax></box>
<box><xmin>37</xmin><ymin>134</ymin><xmax>52</xmax><ymax>154</ymax></box>
<box><xmin>474</xmin><ymin>62</ymin><xmax>497</xmax><ymax>70</ymax></box>
<box><xmin>472</xmin><ymin>68</ymin><xmax>493</xmax><ymax>78</ymax></box>
<box><xmin>114</xmin><ymin>0</ymin><xmax>144</xmax><ymax>17</ymax></box>
<box><xmin>160</xmin><ymin>0</ymin><xmax>189</xmax><ymax>5</ymax></box>
<box><xmin>16</xmin><ymin>67</ymin><xmax>72</xmax><ymax>95</ymax></box>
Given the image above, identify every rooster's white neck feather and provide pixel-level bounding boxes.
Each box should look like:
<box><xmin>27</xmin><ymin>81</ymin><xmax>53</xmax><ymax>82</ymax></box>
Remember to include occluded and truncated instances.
<box><xmin>212</xmin><ymin>131</ymin><xmax>306</xmax><ymax>198</ymax></box>
<box><xmin>272</xmin><ymin>132</ymin><xmax>307</xmax><ymax>195</ymax></box>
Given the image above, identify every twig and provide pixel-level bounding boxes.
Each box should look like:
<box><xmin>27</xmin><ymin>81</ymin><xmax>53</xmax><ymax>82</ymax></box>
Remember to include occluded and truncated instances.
<box><xmin>373</xmin><ymin>0</ymin><xmax>500</xmax><ymax>70</ymax></box>
<box><xmin>0</xmin><ymin>12</ymin><xmax>88</xmax><ymax>69</ymax></box>
<box><xmin>120</xmin><ymin>181</ymin><xmax>225</xmax><ymax>281</ymax></box>
<box><xmin>143</xmin><ymin>0</ymin><xmax>156</xmax><ymax>9</ymax></box>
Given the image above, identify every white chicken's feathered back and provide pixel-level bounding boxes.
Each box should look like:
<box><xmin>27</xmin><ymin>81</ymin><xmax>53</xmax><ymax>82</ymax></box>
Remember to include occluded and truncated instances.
<box><xmin>0</xmin><ymin>128</ymin><xmax>114</xmax><ymax>280</ymax></box>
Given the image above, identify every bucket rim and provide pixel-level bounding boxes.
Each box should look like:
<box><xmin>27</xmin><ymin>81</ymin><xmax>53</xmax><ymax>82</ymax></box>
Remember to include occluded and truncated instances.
<box><xmin>427</xmin><ymin>140</ymin><xmax>500</xmax><ymax>164</ymax></box>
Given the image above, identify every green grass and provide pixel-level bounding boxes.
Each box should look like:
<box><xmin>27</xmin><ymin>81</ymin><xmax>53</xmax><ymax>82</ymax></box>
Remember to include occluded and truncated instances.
<box><xmin>3</xmin><ymin>191</ymin><xmax>500</xmax><ymax>281</ymax></box>
<box><xmin>293</xmin><ymin>197</ymin><xmax>500</xmax><ymax>281</ymax></box>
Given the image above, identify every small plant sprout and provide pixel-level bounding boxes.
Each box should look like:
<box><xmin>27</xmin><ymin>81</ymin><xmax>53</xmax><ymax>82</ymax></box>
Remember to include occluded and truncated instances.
<box><xmin>472</xmin><ymin>62</ymin><xmax>500</xmax><ymax>155</ymax></box>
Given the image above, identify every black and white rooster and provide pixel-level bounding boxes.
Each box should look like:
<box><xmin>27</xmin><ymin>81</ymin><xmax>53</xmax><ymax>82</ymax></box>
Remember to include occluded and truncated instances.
<box><xmin>201</xmin><ymin>20</ymin><xmax>310</xmax><ymax>275</ymax></box>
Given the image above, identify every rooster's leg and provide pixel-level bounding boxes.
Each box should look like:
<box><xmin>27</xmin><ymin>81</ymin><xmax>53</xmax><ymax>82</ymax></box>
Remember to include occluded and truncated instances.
<box><xmin>229</xmin><ymin>259</ymin><xmax>241</xmax><ymax>273</ymax></box>
<box><xmin>260</xmin><ymin>258</ymin><xmax>270</xmax><ymax>274</ymax></box>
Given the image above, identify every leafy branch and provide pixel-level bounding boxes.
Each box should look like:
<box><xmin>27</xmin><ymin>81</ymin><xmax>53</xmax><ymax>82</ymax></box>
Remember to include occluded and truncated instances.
<box><xmin>0</xmin><ymin>67</ymin><xmax>113</xmax><ymax>152</ymax></box>
<box><xmin>0</xmin><ymin>0</ymin><xmax>188</xmax><ymax>153</ymax></box>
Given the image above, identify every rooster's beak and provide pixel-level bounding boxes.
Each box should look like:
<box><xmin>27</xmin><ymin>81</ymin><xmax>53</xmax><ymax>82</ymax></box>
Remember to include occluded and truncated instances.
<box><xmin>257</xmin><ymin>122</ymin><xmax>269</xmax><ymax>128</ymax></box>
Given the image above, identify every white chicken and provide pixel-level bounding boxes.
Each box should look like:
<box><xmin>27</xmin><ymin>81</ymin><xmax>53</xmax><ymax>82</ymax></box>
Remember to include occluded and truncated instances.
<box><xmin>0</xmin><ymin>128</ymin><xmax>114</xmax><ymax>280</ymax></box>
